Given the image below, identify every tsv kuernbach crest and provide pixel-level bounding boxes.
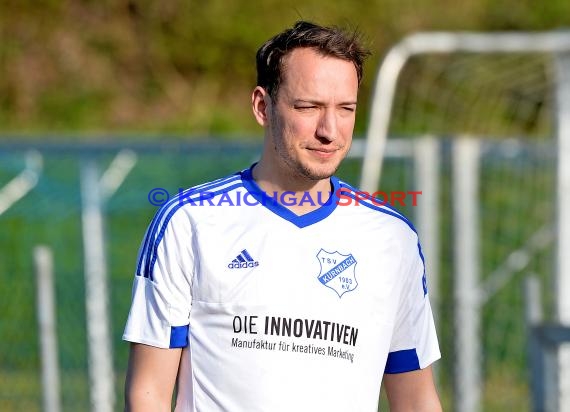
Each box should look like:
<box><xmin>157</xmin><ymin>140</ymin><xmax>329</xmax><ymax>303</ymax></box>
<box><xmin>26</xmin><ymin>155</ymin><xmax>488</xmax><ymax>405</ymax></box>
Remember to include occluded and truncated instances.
<box><xmin>316</xmin><ymin>249</ymin><xmax>358</xmax><ymax>298</ymax></box>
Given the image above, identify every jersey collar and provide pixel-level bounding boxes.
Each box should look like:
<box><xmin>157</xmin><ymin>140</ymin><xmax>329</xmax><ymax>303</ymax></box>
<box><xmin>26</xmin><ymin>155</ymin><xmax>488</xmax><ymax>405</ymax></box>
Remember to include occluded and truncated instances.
<box><xmin>240</xmin><ymin>164</ymin><xmax>340</xmax><ymax>228</ymax></box>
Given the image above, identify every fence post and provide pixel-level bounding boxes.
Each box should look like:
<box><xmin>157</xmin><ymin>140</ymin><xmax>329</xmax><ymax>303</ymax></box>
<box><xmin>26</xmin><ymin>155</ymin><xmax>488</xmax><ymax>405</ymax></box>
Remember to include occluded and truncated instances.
<box><xmin>524</xmin><ymin>275</ymin><xmax>545</xmax><ymax>412</ymax></box>
<box><xmin>80</xmin><ymin>160</ymin><xmax>115</xmax><ymax>412</ymax></box>
<box><xmin>414</xmin><ymin>136</ymin><xmax>440</xmax><ymax>324</ymax></box>
<box><xmin>453</xmin><ymin>137</ymin><xmax>481</xmax><ymax>412</ymax></box>
<box><xmin>555</xmin><ymin>51</ymin><xmax>570</xmax><ymax>412</ymax></box>
<box><xmin>34</xmin><ymin>245</ymin><xmax>61</xmax><ymax>412</ymax></box>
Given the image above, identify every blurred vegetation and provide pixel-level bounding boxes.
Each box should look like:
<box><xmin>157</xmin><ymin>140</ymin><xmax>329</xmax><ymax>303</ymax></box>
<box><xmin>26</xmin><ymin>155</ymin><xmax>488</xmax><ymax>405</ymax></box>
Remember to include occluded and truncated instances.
<box><xmin>1</xmin><ymin>0</ymin><xmax>570</xmax><ymax>138</ymax></box>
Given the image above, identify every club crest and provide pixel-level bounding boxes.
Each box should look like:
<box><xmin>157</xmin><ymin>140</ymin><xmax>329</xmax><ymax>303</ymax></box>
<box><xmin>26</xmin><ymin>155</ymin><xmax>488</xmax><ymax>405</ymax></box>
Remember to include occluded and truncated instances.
<box><xmin>316</xmin><ymin>249</ymin><xmax>358</xmax><ymax>298</ymax></box>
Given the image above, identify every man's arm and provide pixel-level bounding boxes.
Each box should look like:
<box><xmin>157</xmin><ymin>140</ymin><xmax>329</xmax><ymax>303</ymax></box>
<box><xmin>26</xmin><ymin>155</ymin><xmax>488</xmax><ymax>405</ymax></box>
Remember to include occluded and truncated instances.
<box><xmin>124</xmin><ymin>343</ymin><xmax>182</xmax><ymax>412</ymax></box>
<box><xmin>383</xmin><ymin>366</ymin><xmax>442</xmax><ymax>412</ymax></box>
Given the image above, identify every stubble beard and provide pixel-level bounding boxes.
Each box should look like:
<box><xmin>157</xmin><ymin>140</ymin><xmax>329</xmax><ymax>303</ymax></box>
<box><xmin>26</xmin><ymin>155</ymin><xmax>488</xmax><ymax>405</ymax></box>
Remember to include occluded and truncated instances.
<box><xmin>269</xmin><ymin>107</ymin><xmax>346</xmax><ymax>182</ymax></box>
<box><xmin>273</xmin><ymin>139</ymin><xmax>344</xmax><ymax>182</ymax></box>
<box><xmin>294</xmin><ymin>155</ymin><xmax>340</xmax><ymax>181</ymax></box>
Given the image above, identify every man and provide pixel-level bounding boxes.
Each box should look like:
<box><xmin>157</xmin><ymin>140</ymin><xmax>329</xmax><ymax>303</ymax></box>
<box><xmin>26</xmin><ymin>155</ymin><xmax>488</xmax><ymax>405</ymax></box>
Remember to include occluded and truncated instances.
<box><xmin>124</xmin><ymin>21</ymin><xmax>441</xmax><ymax>411</ymax></box>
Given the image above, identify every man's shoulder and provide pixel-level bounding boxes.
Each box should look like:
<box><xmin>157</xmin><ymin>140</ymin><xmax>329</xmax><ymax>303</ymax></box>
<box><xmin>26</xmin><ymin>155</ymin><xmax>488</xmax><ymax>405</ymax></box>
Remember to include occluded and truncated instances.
<box><xmin>177</xmin><ymin>170</ymin><xmax>245</xmax><ymax>203</ymax></box>
<box><xmin>149</xmin><ymin>169</ymin><xmax>247</xmax><ymax>228</ymax></box>
<box><xmin>335</xmin><ymin>179</ymin><xmax>416</xmax><ymax>232</ymax></box>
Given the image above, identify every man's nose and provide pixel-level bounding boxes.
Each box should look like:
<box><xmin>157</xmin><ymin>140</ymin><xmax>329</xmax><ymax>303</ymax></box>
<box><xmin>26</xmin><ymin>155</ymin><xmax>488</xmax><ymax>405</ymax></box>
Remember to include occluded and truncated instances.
<box><xmin>316</xmin><ymin>108</ymin><xmax>337</xmax><ymax>142</ymax></box>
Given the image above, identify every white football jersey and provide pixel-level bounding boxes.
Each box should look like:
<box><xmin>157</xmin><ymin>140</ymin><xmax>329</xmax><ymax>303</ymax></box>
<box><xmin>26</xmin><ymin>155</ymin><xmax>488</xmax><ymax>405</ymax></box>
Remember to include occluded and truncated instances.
<box><xmin>123</xmin><ymin>165</ymin><xmax>440</xmax><ymax>412</ymax></box>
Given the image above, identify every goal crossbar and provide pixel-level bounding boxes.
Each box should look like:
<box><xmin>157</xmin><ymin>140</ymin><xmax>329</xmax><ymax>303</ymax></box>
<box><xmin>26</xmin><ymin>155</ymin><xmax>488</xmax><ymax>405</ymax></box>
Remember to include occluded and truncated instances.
<box><xmin>360</xmin><ymin>30</ymin><xmax>570</xmax><ymax>191</ymax></box>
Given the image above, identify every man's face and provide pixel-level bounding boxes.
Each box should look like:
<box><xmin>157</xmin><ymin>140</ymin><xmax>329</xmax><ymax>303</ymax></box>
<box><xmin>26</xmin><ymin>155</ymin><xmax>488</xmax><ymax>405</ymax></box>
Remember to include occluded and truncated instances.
<box><xmin>265</xmin><ymin>47</ymin><xmax>359</xmax><ymax>181</ymax></box>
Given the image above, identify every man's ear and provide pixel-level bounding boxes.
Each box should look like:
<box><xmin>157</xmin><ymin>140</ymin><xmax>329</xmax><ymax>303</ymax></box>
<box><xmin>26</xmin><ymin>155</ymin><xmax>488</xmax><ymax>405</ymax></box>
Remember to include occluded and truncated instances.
<box><xmin>252</xmin><ymin>86</ymin><xmax>271</xmax><ymax>127</ymax></box>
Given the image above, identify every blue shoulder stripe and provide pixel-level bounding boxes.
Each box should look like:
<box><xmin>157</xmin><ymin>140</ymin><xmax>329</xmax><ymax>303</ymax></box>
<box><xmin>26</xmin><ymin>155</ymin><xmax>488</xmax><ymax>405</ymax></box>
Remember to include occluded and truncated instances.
<box><xmin>145</xmin><ymin>182</ymin><xmax>244</xmax><ymax>280</ymax></box>
<box><xmin>137</xmin><ymin>172</ymin><xmax>242</xmax><ymax>280</ymax></box>
<box><xmin>189</xmin><ymin>173</ymin><xmax>241</xmax><ymax>192</ymax></box>
<box><xmin>338</xmin><ymin>183</ymin><xmax>428</xmax><ymax>296</ymax></box>
<box><xmin>338</xmin><ymin>183</ymin><xmax>415</xmax><ymax>232</ymax></box>
<box><xmin>338</xmin><ymin>180</ymin><xmax>407</xmax><ymax>218</ymax></box>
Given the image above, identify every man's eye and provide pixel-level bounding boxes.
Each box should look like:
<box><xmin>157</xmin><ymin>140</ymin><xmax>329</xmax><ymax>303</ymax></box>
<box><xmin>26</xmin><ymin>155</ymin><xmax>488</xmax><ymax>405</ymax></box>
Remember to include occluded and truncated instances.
<box><xmin>296</xmin><ymin>105</ymin><xmax>316</xmax><ymax>110</ymax></box>
<box><xmin>342</xmin><ymin>106</ymin><xmax>356</xmax><ymax>112</ymax></box>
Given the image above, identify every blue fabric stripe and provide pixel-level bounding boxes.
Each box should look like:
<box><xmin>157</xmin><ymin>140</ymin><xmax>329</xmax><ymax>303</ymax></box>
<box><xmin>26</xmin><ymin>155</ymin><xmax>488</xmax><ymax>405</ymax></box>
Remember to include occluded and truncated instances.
<box><xmin>338</xmin><ymin>184</ymin><xmax>414</xmax><ymax>231</ymax></box>
<box><xmin>136</xmin><ymin>225</ymin><xmax>155</xmax><ymax>279</ymax></box>
<box><xmin>140</xmin><ymin>197</ymin><xmax>186</xmax><ymax>279</ymax></box>
<box><xmin>147</xmin><ymin>183</ymin><xmax>243</xmax><ymax>277</ymax></box>
<box><xmin>385</xmin><ymin>349</ymin><xmax>420</xmax><ymax>373</ymax></box>
<box><xmin>137</xmin><ymin>173</ymin><xmax>241</xmax><ymax>278</ymax></box>
<box><xmin>138</xmin><ymin>196</ymin><xmax>188</xmax><ymax>278</ymax></box>
<box><xmin>339</xmin><ymin>184</ymin><xmax>429</xmax><ymax>296</ymax></box>
<box><xmin>169</xmin><ymin>325</ymin><xmax>189</xmax><ymax>348</ymax></box>
<box><xmin>339</xmin><ymin>181</ymin><xmax>407</xmax><ymax>218</ymax></box>
<box><xmin>417</xmin><ymin>241</ymin><xmax>428</xmax><ymax>296</ymax></box>
<box><xmin>191</xmin><ymin>173</ymin><xmax>241</xmax><ymax>192</ymax></box>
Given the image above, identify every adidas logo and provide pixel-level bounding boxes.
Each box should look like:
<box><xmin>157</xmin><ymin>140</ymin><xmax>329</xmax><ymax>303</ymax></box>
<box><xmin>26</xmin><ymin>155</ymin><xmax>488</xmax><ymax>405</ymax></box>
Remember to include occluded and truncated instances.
<box><xmin>228</xmin><ymin>249</ymin><xmax>260</xmax><ymax>269</ymax></box>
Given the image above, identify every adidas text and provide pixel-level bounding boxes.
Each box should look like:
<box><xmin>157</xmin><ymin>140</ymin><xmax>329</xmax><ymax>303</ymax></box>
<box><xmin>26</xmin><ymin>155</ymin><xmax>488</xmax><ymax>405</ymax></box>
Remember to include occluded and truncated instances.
<box><xmin>228</xmin><ymin>261</ymin><xmax>260</xmax><ymax>269</ymax></box>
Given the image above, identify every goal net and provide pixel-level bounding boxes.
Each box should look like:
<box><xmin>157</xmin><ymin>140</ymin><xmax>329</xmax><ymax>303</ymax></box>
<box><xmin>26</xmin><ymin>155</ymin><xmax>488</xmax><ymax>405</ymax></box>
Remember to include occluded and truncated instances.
<box><xmin>360</xmin><ymin>32</ymin><xmax>570</xmax><ymax>411</ymax></box>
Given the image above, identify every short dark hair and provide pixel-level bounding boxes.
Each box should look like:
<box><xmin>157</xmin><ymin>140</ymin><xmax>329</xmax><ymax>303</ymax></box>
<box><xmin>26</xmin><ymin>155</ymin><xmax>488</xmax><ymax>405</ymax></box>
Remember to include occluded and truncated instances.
<box><xmin>256</xmin><ymin>21</ymin><xmax>371</xmax><ymax>100</ymax></box>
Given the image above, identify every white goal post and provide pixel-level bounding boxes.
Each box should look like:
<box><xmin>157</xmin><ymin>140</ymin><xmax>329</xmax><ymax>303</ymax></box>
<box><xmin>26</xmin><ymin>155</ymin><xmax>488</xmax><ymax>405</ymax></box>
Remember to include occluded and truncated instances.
<box><xmin>360</xmin><ymin>31</ymin><xmax>570</xmax><ymax>412</ymax></box>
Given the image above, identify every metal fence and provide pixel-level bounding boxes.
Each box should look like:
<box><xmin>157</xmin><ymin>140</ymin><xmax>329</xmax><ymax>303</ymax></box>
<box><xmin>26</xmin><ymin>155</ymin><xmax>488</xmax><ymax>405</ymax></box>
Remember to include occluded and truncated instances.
<box><xmin>0</xmin><ymin>137</ymin><xmax>558</xmax><ymax>411</ymax></box>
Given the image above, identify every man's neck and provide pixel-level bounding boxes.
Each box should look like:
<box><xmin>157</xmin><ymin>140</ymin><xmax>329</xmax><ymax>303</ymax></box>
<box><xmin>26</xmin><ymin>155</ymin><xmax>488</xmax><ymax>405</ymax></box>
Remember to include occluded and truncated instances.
<box><xmin>251</xmin><ymin>162</ymin><xmax>333</xmax><ymax>215</ymax></box>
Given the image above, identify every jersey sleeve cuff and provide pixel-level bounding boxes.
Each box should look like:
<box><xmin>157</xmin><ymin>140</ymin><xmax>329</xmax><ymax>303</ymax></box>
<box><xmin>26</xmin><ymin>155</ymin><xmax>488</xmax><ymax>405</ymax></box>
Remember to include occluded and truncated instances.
<box><xmin>122</xmin><ymin>324</ymin><xmax>190</xmax><ymax>349</ymax></box>
<box><xmin>384</xmin><ymin>348</ymin><xmax>420</xmax><ymax>374</ymax></box>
